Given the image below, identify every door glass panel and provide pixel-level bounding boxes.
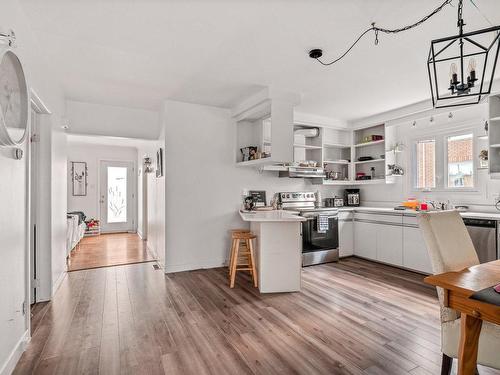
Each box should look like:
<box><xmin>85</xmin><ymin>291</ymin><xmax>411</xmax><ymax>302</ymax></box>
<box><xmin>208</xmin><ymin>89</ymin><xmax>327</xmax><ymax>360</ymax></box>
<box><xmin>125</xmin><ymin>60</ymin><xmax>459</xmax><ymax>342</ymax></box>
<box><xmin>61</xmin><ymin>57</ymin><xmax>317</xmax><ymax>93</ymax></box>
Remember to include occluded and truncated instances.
<box><xmin>107</xmin><ymin>166</ymin><xmax>127</xmax><ymax>223</ymax></box>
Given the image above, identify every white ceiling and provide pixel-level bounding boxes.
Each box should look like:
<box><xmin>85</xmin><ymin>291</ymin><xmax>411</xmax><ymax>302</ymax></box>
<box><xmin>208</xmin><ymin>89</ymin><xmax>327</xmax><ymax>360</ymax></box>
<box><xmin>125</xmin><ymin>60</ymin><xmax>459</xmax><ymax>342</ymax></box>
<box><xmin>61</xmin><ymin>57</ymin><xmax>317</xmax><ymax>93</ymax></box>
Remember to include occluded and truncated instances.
<box><xmin>18</xmin><ymin>0</ymin><xmax>500</xmax><ymax>121</ymax></box>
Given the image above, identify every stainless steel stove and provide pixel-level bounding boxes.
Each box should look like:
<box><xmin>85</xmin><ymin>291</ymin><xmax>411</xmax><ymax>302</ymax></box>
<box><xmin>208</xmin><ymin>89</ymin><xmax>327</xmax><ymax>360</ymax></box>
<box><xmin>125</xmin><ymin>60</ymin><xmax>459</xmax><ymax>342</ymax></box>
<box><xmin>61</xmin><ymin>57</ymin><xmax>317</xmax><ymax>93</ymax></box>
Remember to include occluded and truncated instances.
<box><xmin>278</xmin><ymin>192</ymin><xmax>339</xmax><ymax>266</ymax></box>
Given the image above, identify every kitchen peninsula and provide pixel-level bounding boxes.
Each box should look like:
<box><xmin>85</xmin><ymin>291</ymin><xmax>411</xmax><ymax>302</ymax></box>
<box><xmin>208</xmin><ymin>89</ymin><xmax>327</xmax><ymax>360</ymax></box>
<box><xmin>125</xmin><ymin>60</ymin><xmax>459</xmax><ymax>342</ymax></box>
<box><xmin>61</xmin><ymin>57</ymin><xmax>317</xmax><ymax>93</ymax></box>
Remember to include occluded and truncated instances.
<box><xmin>239</xmin><ymin>210</ymin><xmax>306</xmax><ymax>293</ymax></box>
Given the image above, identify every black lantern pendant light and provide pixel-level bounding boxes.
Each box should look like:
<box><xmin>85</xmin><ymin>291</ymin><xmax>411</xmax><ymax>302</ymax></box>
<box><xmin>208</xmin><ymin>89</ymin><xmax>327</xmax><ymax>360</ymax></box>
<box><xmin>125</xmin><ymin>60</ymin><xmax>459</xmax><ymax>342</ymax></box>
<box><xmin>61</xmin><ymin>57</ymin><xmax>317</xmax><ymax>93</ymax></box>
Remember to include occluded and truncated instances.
<box><xmin>427</xmin><ymin>0</ymin><xmax>500</xmax><ymax>108</ymax></box>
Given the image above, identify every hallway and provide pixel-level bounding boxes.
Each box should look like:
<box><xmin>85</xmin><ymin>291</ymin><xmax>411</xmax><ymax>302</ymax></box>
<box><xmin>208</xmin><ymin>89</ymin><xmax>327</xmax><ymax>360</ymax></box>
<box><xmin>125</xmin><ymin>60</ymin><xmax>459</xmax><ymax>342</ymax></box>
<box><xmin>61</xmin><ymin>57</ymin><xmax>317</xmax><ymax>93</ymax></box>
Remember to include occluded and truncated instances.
<box><xmin>67</xmin><ymin>233</ymin><xmax>156</xmax><ymax>271</ymax></box>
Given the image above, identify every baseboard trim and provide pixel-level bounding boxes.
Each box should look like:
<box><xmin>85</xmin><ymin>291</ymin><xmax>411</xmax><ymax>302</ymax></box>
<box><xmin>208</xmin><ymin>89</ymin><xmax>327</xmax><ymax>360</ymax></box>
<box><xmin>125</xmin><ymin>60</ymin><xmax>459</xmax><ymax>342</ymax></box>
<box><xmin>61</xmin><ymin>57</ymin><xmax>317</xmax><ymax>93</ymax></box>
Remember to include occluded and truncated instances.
<box><xmin>99</xmin><ymin>230</ymin><xmax>136</xmax><ymax>234</ymax></box>
<box><xmin>164</xmin><ymin>259</ymin><xmax>225</xmax><ymax>274</ymax></box>
<box><xmin>0</xmin><ymin>329</ymin><xmax>29</xmax><ymax>375</ymax></box>
<box><xmin>52</xmin><ymin>270</ymin><xmax>67</xmax><ymax>296</ymax></box>
<box><xmin>351</xmin><ymin>255</ymin><xmax>431</xmax><ymax>275</ymax></box>
<box><xmin>146</xmin><ymin>243</ymin><xmax>158</xmax><ymax>259</ymax></box>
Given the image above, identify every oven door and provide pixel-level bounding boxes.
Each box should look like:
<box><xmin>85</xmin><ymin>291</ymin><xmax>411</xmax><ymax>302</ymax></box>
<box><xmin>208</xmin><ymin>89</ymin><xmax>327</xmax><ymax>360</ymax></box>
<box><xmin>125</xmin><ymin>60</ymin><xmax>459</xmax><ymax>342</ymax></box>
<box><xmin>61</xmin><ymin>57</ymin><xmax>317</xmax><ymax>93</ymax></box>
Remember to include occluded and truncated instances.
<box><xmin>302</xmin><ymin>214</ymin><xmax>339</xmax><ymax>252</ymax></box>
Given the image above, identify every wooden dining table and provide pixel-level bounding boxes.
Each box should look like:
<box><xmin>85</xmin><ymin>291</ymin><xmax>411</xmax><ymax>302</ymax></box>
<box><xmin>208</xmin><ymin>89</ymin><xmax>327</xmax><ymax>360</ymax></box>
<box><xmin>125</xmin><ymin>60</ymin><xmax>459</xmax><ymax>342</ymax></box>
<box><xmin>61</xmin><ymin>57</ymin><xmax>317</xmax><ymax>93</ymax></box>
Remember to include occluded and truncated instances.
<box><xmin>424</xmin><ymin>260</ymin><xmax>500</xmax><ymax>375</ymax></box>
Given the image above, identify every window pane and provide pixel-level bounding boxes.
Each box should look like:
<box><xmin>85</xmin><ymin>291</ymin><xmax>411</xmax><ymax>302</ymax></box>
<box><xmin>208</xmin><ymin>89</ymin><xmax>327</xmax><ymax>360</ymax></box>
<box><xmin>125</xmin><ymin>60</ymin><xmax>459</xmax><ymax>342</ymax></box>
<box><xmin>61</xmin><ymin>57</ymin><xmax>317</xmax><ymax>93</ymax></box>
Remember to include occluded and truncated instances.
<box><xmin>447</xmin><ymin>134</ymin><xmax>473</xmax><ymax>188</ymax></box>
<box><xmin>108</xmin><ymin>167</ymin><xmax>127</xmax><ymax>223</ymax></box>
<box><xmin>416</xmin><ymin>140</ymin><xmax>436</xmax><ymax>189</ymax></box>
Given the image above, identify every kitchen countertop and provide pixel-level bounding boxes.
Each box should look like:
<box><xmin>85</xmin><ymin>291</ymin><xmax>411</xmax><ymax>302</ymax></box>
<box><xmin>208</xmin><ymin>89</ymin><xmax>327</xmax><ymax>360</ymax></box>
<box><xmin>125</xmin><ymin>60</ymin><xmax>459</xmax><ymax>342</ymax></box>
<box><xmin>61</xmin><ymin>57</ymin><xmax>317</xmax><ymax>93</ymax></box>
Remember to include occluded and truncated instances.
<box><xmin>339</xmin><ymin>206</ymin><xmax>500</xmax><ymax>220</ymax></box>
<box><xmin>239</xmin><ymin>210</ymin><xmax>306</xmax><ymax>222</ymax></box>
<box><xmin>240</xmin><ymin>207</ymin><xmax>500</xmax><ymax>221</ymax></box>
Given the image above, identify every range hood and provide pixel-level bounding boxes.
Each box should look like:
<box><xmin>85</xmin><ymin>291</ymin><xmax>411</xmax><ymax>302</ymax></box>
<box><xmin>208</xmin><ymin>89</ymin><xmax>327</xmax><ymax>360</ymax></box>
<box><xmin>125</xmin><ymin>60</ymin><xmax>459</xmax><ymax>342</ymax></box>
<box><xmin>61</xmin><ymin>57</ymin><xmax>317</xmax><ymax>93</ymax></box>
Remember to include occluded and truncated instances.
<box><xmin>278</xmin><ymin>166</ymin><xmax>326</xmax><ymax>178</ymax></box>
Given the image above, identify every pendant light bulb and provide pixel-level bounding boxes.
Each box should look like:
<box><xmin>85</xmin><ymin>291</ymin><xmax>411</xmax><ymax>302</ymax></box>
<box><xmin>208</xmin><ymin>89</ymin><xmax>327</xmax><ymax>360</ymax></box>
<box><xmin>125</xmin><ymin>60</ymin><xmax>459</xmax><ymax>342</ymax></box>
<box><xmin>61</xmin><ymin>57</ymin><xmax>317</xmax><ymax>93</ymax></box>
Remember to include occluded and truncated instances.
<box><xmin>468</xmin><ymin>58</ymin><xmax>476</xmax><ymax>72</ymax></box>
<box><xmin>468</xmin><ymin>58</ymin><xmax>477</xmax><ymax>82</ymax></box>
<box><xmin>450</xmin><ymin>63</ymin><xmax>458</xmax><ymax>84</ymax></box>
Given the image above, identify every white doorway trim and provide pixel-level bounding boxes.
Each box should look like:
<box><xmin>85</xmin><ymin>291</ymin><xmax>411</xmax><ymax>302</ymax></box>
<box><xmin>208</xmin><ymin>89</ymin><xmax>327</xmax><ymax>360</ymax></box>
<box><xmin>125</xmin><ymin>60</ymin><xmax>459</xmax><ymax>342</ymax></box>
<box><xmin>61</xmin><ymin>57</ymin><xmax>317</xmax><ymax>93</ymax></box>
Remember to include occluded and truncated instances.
<box><xmin>98</xmin><ymin>159</ymin><xmax>137</xmax><ymax>233</ymax></box>
<box><xmin>139</xmin><ymin>162</ymin><xmax>148</xmax><ymax>240</ymax></box>
<box><xmin>28</xmin><ymin>88</ymin><xmax>51</xmax><ymax>317</ymax></box>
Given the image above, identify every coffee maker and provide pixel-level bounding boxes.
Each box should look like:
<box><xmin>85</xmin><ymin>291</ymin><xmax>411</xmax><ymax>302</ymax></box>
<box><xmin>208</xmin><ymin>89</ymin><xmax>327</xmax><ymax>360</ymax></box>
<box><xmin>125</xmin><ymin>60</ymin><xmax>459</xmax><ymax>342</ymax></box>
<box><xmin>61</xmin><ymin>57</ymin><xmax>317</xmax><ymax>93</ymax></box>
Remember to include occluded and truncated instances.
<box><xmin>344</xmin><ymin>189</ymin><xmax>360</xmax><ymax>207</ymax></box>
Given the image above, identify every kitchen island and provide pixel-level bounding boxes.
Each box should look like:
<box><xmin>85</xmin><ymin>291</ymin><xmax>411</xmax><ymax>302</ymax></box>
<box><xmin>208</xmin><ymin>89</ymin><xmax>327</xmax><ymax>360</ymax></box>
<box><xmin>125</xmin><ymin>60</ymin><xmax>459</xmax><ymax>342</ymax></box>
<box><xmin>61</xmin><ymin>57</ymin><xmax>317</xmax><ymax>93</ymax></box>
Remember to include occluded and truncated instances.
<box><xmin>239</xmin><ymin>210</ymin><xmax>306</xmax><ymax>293</ymax></box>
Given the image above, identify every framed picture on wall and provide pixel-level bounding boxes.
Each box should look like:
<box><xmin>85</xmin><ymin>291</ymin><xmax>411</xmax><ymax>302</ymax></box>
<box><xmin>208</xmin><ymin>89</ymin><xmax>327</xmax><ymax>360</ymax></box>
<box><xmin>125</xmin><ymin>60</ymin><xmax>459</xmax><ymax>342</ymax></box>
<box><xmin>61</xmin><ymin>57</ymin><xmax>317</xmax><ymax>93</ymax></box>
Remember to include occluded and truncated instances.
<box><xmin>156</xmin><ymin>148</ymin><xmax>164</xmax><ymax>178</ymax></box>
<box><xmin>71</xmin><ymin>161</ymin><xmax>88</xmax><ymax>196</ymax></box>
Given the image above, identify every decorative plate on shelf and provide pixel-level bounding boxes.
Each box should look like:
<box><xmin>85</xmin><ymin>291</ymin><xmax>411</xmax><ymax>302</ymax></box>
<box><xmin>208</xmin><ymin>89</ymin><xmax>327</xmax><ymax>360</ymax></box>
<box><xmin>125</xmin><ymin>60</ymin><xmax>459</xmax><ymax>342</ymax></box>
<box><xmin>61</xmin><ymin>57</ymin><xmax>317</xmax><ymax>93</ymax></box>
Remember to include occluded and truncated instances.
<box><xmin>0</xmin><ymin>48</ymin><xmax>29</xmax><ymax>146</ymax></box>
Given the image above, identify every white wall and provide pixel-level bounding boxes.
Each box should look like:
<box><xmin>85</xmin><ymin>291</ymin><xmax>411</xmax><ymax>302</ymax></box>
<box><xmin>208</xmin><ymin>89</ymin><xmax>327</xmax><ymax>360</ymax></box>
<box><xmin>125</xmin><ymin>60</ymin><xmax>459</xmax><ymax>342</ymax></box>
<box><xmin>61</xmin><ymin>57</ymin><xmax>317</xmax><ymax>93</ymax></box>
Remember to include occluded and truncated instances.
<box><xmin>0</xmin><ymin>134</ymin><xmax>28</xmax><ymax>375</ymax></box>
<box><xmin>66</xmin><ymin>100</ymin><xmax>160</xmax><ymax>140</ymax></box>
<box><xmin>359</xmin><ymin>104</ymin><xmax>500</xmax><ymax>211</ymax></box>
<box><xmin>0</xmin><ymin>0</ymin><xmax>67</xmax><ymax>373</ymax></box>
<box><xmin>162</xmin><ymin>100</ymin><xmax>341</xmax><ymax>273</ymax></box>
<box><xmin>67</xmin><ymin>142</ymin><xmax>138</xmax><ymax>222</ymax></box>
<box><xmin>137</xmin><ymin>136</ymin><xmax>165</xmax><ymax>266</ymax></box>
<box><xmin>49</xmin><ymin>126</ymin><xmax>68</xmax><ymax>297</ymax></box>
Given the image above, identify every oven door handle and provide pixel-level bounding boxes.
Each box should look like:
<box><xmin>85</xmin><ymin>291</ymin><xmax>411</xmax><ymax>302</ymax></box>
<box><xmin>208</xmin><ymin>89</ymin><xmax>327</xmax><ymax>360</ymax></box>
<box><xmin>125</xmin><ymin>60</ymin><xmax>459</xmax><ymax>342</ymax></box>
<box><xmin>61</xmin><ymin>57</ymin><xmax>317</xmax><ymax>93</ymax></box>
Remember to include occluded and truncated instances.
<box><xmin>303</xmin><ymin>215</ymin><xmax>339</xmax><ymax>220</ymax></box>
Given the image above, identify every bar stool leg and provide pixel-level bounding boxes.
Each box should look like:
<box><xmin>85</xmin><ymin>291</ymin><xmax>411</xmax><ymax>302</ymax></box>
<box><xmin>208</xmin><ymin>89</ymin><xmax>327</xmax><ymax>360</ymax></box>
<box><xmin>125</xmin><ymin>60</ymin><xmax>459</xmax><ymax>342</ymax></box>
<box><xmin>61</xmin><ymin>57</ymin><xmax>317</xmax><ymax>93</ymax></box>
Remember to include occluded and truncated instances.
<box><xmin>229</xmin><ymin>239</ymin><xmax>239</xmax><ymax>288</ymax></box>
<box><xmin>228</xmin><ymin>238</ymin><xmax>237</xmax><ymax>277</ymax></box>
<box><xmin>247</xmin><ymin>238</ymin><xmax>258</xmax><ymax>288</ymax></box>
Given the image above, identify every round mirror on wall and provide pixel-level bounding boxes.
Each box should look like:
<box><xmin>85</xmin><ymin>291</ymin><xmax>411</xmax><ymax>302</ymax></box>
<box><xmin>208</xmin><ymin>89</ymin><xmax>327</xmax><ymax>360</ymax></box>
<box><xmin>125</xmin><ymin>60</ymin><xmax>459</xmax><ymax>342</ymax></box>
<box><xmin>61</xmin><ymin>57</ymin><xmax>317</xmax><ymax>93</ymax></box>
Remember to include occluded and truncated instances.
<box><xmin>0</xmin><ymin>48</ymin><xmax>29</xmax><ymax>147</ymax></box>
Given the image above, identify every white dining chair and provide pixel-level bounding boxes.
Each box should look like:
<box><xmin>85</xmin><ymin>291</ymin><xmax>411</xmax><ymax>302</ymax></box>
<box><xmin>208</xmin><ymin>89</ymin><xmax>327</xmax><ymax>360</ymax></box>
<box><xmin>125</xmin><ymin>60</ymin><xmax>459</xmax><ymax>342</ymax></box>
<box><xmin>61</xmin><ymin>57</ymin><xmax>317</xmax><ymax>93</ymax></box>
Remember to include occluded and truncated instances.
<box><xmin>418</xmin><ymin>210</ymin><xmax>500</xmax><ymax>374</ymax></box>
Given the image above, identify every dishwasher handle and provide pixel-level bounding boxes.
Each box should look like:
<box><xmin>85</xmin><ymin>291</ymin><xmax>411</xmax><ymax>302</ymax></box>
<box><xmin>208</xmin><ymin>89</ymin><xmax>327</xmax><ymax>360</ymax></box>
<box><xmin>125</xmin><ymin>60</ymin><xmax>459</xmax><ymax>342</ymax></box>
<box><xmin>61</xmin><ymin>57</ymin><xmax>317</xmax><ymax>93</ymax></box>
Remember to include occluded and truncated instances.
<box><xmin>462</xmin><ymin>218</ymin><xmax>497</xmax><ymax>228</ymax></box>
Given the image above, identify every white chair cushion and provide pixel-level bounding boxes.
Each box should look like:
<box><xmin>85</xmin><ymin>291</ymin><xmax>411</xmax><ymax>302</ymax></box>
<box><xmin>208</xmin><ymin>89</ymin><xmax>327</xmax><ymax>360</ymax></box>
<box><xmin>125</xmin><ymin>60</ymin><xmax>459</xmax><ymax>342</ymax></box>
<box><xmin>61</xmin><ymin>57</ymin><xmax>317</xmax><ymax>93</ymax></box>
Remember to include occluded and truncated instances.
<box><xmin>418</xmin><ymin>211</ymin><xmax>480</xmax><ymax>323</ymax></box>
<box><xmin>419</xmin><ymin>211</ymin><xmax>500</xmax><ymax>370</ymax></box>
<box><xmin>442</xmin><ymin>318</ymin><xmax>500</xmax><ymax>369</ymax></box>
<box><xmin>418</xmin><ymin>211</ymin><xmax>479</xmax><ymax>274</ymax></box>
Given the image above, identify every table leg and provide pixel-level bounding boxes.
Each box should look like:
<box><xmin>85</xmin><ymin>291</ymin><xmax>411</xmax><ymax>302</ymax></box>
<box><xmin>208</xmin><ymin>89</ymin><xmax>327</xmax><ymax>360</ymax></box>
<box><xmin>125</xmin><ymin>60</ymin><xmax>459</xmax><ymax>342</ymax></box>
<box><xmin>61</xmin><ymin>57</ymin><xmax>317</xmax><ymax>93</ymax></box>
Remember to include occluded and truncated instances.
<box><xmin>458</xmin><ymin>312</ymin><xmax>482</xmax><ymax>375</ymax></box>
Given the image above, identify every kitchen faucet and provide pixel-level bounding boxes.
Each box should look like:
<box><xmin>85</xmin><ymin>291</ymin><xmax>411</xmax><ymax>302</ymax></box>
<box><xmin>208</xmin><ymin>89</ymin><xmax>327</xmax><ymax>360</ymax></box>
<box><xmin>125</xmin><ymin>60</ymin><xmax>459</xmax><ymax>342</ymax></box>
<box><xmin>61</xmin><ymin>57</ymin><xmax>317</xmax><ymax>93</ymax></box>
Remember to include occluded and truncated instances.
<box><xmin>426</xmin><ymin>200</ymin><xmax>450</xmax><ymax>210</ymax></box>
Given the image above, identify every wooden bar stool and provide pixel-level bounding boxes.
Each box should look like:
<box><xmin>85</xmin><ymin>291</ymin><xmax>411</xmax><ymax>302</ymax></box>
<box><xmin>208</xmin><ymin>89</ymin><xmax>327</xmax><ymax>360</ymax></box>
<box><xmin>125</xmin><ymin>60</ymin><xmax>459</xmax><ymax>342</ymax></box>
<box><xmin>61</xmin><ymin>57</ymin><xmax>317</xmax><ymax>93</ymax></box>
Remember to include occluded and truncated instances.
<box><xmin>229</xmin><ymin>231</ymin><xmax>258</xmax><ymax>288</ymax></box>
<box><xmin>228</xmin><ymin>229</ymin><xmax>250</xmax><ymax>277</ymax></box>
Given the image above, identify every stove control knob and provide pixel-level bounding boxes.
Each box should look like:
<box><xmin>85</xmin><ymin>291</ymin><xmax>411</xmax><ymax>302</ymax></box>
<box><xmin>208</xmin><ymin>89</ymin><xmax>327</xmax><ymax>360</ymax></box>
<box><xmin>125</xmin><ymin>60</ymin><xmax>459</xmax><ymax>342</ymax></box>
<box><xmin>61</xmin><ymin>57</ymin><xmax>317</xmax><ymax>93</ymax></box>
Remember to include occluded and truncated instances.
<box><xmin>287</xmin><ymin>194</ymin><xmax>290</xmax><ymax>198</ymax></box>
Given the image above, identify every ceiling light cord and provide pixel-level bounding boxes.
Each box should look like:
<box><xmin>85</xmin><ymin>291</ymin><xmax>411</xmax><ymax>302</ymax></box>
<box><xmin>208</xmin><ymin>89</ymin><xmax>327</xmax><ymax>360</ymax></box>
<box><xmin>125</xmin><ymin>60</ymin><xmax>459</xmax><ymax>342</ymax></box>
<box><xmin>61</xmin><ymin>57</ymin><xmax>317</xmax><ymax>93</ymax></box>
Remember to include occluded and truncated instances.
<box><xmin>314</xmin><ymin>0</ymin><xmax>453</xmax><ymax>66</ymax></box>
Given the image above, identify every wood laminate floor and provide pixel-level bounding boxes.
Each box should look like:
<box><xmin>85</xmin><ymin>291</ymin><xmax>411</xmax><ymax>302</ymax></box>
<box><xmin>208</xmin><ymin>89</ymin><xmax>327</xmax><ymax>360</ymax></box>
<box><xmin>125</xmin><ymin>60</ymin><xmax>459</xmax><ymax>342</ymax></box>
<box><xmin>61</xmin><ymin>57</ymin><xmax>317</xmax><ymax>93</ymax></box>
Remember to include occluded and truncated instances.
<box><xmin>16</xmin><ymin>258</ymin><xmax>500</xmax><ymax>374</ymax></box>
<box><xmin>67</xmin><ymin>233</ymin><xmax>156</xmax><ymax>271</ymax></box>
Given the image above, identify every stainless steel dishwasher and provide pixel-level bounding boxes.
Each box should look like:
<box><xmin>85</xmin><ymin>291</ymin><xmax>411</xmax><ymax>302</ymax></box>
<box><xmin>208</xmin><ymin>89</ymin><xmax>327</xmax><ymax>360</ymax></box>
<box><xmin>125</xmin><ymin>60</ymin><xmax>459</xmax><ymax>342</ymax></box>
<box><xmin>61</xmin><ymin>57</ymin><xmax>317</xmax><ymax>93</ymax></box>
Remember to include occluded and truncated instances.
<box><xmin>462</xmin><ymin>218</ymin><xmax>499</xmax><ymax>263</ymax></box>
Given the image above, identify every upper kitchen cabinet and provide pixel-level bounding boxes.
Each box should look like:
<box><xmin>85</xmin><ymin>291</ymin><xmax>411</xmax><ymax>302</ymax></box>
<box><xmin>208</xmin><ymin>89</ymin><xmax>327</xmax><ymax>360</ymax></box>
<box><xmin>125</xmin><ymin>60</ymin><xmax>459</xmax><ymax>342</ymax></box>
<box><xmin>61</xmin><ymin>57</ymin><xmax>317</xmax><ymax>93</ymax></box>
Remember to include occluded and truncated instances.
<box><xmin>488</xmin><ymin>94</ymin><xmax>500</xmax><ymax>177</ymax></box>
<box><xmin>310</xmin><ymin>123</ymin><xmax>398</xmax><ymax>185</ymax></box>
<box><xmin>293</xmin><ymin>125</ymin><xmax>323</xmax><ymax>166</ymax></box>
<box><xmin>322</xmin><ymin>127</ymin><xmax>353</xmax><ymax>184</ymax></box>
<box><xmin>233</xmin><ymin>88</ymin><xmax>300</xmax><ymax>166</ymax></box>
<box><xmin>353</xmin><ymin>124</ymin><xmax>386</xmax><ymax>183</ymax></box>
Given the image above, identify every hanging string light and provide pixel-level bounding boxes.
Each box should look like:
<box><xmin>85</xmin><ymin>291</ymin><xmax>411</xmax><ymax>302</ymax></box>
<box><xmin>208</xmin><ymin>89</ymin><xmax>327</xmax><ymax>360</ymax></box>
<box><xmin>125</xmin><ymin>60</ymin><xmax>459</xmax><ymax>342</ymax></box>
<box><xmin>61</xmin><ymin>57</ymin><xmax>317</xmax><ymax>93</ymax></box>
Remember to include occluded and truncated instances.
<box><xmin>308</xmin><ymin>0</ymin><xmax>453</xmax><ymax>65</ymax></box>
<box><xmin>309</xmin><ymin>0</ymin><xmax>500</xmax><ymax>109</ymax></box>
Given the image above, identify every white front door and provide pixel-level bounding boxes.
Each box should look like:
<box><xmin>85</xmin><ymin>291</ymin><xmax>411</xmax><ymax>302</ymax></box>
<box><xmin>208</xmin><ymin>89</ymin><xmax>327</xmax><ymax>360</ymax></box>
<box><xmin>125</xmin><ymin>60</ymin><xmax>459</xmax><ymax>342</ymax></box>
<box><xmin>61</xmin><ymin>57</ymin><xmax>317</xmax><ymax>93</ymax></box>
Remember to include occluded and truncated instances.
<box><xmin>99</xmin><ymin>160</ymin><xmax>135</xmax><ymax>233</ymax></box>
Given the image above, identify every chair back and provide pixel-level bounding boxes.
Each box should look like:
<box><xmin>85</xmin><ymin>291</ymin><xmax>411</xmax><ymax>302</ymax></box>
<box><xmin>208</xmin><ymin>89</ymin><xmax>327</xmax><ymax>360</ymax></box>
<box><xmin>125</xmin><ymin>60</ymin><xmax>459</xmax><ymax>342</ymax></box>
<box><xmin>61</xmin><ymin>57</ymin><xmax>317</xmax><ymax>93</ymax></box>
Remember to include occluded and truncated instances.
<box><xmin>418</xmin><ymin>210</ymin><xmax>480</xmax><ymax>322</ymax></box>
<box><xmin>418</xmin><ymin>210</ymin><xmax>479</xmax><ymax>274</ymax></box>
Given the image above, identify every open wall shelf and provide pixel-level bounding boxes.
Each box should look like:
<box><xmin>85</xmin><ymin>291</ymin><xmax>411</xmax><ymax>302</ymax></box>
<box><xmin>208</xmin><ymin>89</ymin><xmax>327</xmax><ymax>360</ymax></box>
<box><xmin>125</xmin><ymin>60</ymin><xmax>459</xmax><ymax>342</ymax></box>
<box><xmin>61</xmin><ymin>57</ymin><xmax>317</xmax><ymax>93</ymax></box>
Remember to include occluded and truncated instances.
<box><xmin>234</xmin><ymin>93</ymin><xmax>397</xmax><ymax>186</ymax></box>
<box><xmin>309</xmin><ymin>123</ymin><xmax>396</xmax><ymax>186</ymax></box>
<box><xmin>488</xmin><ymin>95</ymin><xmax>500</xmax><ymax>176</ymax></box>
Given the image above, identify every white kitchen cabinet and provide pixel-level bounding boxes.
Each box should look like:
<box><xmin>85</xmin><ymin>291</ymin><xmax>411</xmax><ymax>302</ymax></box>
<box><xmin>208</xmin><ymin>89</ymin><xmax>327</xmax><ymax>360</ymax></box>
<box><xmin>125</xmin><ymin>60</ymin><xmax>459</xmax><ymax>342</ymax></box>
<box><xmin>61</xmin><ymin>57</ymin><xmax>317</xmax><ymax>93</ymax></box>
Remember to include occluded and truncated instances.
<box><xmin>354</xmin><ymin>221</ymin><xmax>377</xmax><ymax>259</ymax></box>
<box><xmin>376</xmin><ymin>224</ymin><xmax>403</xmax><ymax>266</ymax></box>
<box><xmin>339</xmin><ymin>212</ymin><xmax>353</xmax><ymax>257</ymax></box>
<box><xmin>402</xmin><ymin>216</ymin><xmax>433</xmax><ymax>274</ymax></box>
<box><xmin>351</xmin><ymin>211</ymin><xmax>434</xmax><ymax>274</ymax></box>
<box><xmin>403</xmin><ymin>227</ymin><xmax>432</xmax><ymax>273</ymax></box>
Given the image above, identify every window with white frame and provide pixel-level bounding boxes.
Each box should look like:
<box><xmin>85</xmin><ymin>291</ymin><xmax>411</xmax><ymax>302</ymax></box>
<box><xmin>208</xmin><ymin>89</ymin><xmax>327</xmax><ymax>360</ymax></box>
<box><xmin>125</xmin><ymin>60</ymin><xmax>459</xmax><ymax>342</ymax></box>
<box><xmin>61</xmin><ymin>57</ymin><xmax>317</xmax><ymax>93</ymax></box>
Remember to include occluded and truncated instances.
<box><xmin>416</xmin><ymin>139</ymin><xmax>436</xmax><ymax>189</ymax></box>
<box><xmin>413</xmin><ymin>130</ymin><xmax>474</xmax><ymax>191</ymax></box>
<box><xmin>446</xmin><ymin>134</ymin><xmax>473</xmax><ymax>188</ymax></box>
